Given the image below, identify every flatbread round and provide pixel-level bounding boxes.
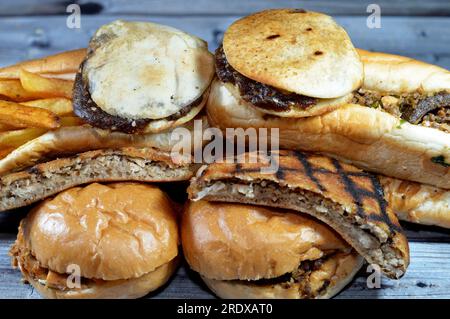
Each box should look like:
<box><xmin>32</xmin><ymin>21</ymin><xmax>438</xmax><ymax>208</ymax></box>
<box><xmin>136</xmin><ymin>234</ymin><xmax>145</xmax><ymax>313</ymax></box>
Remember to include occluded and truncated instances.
<box><xmin>223</xmin><ymin>9</ymin><xmax>363</xmax><ymax>98</ymax></box>
<box><xmin>84</xmin><ymin>20</ymin><xmax>214</xmax><ymax>120</ymax></box>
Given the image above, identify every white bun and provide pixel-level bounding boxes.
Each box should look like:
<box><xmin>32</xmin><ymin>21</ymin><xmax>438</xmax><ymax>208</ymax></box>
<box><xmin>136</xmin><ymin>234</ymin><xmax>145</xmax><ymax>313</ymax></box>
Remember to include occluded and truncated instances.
<box><xmin>381</xmin><ymin>176</ymin><xmax>450</xmax><ymax>229</ymax></box>
<box><xmin>357</xmin><ymin>49</ymin><xmax>450</xmax><ymax>94</ymax></box>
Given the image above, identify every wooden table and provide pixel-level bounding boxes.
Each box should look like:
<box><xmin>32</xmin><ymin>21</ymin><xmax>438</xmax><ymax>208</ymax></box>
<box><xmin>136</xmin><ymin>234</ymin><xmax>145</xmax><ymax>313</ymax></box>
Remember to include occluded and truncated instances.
<box><xmin>0</xmin><ymin>0</ymin><xmax>449</xmax><ymax>299</ymax></box>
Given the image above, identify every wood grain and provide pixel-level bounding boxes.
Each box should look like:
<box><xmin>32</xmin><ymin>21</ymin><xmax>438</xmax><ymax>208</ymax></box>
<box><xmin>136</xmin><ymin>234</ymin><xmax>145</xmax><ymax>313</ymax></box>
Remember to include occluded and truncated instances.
<box><xmin>1</xmin><ymin>232</ymin><xmax>449</xmax><ymax>299</ymax></box>
<box><xmin>1</xmin><ymin>1</ymin><xmax>450</xmax><ymax>16</ymax></box>
<box><xmin>0</xmin><ymin>16</ymin><xmax>449</xmax><ymax>69</ymax></box>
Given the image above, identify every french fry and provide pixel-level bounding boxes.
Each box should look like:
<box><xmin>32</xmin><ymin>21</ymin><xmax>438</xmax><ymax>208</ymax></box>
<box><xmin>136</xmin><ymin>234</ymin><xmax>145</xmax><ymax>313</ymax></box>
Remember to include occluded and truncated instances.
<box><xmin>20</xmin><ymin>69</ymin><xmax>74</xmax><ymax>99</ymax></box>
<box><xmin>0</xmin><ymin>128</ymin><xmax>46</xmax><ymax>148</ymax></box>
<box><xmin>0</xmin><ymin>79</ymin><xmax>44</xmax><ymax>102</ymax></box>
<box><xmin>60</xmin><ymin>116</ymin><xmax>85</xmax><ymax>127</ymax></box>
<box><xmin>0</xmin><ymin>147</ymin><xmax>14</xmax><ymax>159</ymax></box>
<box><xmin>0</xmin><ymin>49</ymin><xmax>86</xmax><ymax>79</ymax></box>
<box><xmin>0</xmin><ymin>100</ymin><xmax>60</xmax><ymax>129</ymax></box>
<box><xmin>0</xmin><ymin>123</ymin><xmax>16</xmax><ymax>132</ymax></box>
<box><xmin>22</xmin><ymin>98</ymin><xmax>73</xmax><ymax>116</ymax></box>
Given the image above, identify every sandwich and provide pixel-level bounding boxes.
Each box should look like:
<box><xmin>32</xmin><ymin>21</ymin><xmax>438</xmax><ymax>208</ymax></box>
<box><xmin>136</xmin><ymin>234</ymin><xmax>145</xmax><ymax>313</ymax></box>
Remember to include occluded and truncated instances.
<box><xmin>214</xmin><ymin>9</ymin><xmax>362</xmax><ymax>118</ymax></box>
<box><xmin>10</xmin><ymin>182</ymin><xmax>179</xmax><ymax>299</ymax></box>
<box><xmin>207</xmin><ymin>50</ymin><xmax>449</xmax><ymax>189</ymax></box>
<box><xmin>0</xmin><ymin>20</ymin><xmax>214</xmax><ymax>212</ymax></box>
<box><xmin>188</xmin><ymin>150</ymin><xmax>410</xmax><ymax>279</ymax></box>
<box><xmin>182</xmin><ymin>200</ymin><xmax>364</xmax><ymax>299</ymax></box>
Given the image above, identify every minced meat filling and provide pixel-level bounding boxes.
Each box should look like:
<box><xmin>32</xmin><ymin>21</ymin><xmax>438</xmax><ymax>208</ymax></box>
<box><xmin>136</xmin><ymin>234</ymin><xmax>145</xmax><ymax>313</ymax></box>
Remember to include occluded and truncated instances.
<box><xmin>215</xmin><ymin>45</ymin><xmax>317</xmax><ymax>112</ymax></box>
<box><xmin>242</xmin><ymin>252</ymin><xmax>345</xmax><ymax>299</ymax></box>
<box><xmin>352</xmin><ymin>89</ymin><xmax>450</xmax><ymax>133</ymax></box>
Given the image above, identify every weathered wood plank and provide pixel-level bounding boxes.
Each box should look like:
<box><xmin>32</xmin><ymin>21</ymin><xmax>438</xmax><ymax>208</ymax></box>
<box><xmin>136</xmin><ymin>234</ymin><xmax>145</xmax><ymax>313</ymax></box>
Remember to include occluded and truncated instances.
<box><xmin>1</xmin><ymin>0</ymin><xmax>450</xmax><ymax>16</ymax></box>
<box><xmin>1</xmin><ymin>233</ymin><xmax>449</xmax><ymax>299</ymax></box>
<box><xmin>0</xmin><ymin>16</ymin><xmax>448</xmax><ymax>70</ymax></box>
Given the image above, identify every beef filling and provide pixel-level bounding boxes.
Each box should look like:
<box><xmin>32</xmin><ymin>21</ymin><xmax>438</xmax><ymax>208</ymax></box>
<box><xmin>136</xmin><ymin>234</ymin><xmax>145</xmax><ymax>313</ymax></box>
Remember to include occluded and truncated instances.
<box><xmin>241</xmin><ymin>253</ymin><xmax>339</xmax><ymax>298</ymax></box>
<box><xmin>73</xmin><ymin>70</ymin><xmax>203</xmax><ymax>134</ymax></box>
<box><xmin>215</xmin><ymin>45</ymin><xmax>317</xmax><ymax>112</ymax></box>
<box><xmin>352</xmin><ymin>89</ymin><xmax>450</xmax><ymax>133</ymax></box>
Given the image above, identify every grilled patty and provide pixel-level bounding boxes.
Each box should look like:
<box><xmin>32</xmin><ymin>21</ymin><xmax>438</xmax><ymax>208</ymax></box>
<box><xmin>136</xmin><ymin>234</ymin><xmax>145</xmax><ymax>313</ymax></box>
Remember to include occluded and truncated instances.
<box><xmin>72</xmin><ymin>70</ymin><xmax>203</xmax><ymax>134</ymax></box>
<box><xmin>215</xmin><ymin>45</ymin><xmax>317</xmax><ymax>112</ymax></box>
<box><xmin>352</xmin><ymin>89</ymin><xmax>450</xmax><ymax>133</ymax></box>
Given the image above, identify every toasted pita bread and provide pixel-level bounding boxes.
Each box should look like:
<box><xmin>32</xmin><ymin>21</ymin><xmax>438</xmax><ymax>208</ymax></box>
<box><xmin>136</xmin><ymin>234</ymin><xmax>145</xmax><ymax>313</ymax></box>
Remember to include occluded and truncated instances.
<box><xmin>188</xmin><ymin>150</ymin><xmax>409</xmax><ymax>279</ymax></box>
<box><xmin>84</xmin><ymin>20</ymin><xmax>214</xmax><ymax>120</ymax></box>
<box><xmin>0</xmin><ymin>147</ymin><xmax>196</xmax><ymax>212</ymax></box>
<box><xmin>223</xmin><ymin>9</ymin><xmax>362</xmax><ymax>99</ymax></box>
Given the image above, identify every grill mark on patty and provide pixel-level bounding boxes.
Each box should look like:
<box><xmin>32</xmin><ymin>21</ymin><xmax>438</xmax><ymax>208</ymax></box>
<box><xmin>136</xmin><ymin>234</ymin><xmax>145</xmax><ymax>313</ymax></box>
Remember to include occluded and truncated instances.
<box><xmin>215</xmin><ymin>45</ymin><xmax>317</xmax><ymax>112</ymax></box>
<box><xmin>222</xmin><ymin>151</ymin><xmax>398</xmax><ymax>232</ymax></box>
<box><xmin>72</xmin><ymin>67</ymin><xmax>203</xmax><ymax>134</ymax></box>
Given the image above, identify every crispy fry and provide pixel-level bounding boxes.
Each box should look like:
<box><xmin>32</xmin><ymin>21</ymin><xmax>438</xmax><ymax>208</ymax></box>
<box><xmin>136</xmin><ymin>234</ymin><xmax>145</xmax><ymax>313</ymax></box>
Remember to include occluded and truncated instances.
<box><xmin>60</xmin><ymin>116</ymin><xmax>85</xmax><ymax>127</ymax></box>
<box><xmin>22</xmin><ymin>98</ymin><xmax>73</xmax><ymax>116</ymax></box>
<box><xmin>0</xmin><ymin>49</ymin><xmax>86</xmax><ymax>79</ymax></box>
<box><xmin>0</xmin><ymin>79</ymin><xmax>44</xmax><ymax>102</ymax></box>
<box><xmin>0</xmin><ymin>100</ymin><xmax>60</xmax><ymax>129</ymax></box>
<box><xmin>0</xmin><ymin>128</ymin><xmax>46</xmax><ymax>148</ymax></box>
<box><xmin>20</xmin><ymin>70</ymin><xmax>74</xmax><ymax>99</ymax></box>
<box><xmin>0</xmin><ymin>147</ymin><xmax>14</xmax><ymax>159</ymax></box>
<box><xmin>0</xmin><ymin>123</ymin><xmax>16</xmax><ymax>132</ymax></box>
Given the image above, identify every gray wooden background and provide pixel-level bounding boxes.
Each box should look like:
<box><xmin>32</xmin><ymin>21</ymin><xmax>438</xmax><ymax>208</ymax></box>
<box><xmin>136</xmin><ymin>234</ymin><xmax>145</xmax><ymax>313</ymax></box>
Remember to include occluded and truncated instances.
<box><xmin>0</xmin><ymin>0</ymin><xmax>449</xmax><ymax>299</ymax></box>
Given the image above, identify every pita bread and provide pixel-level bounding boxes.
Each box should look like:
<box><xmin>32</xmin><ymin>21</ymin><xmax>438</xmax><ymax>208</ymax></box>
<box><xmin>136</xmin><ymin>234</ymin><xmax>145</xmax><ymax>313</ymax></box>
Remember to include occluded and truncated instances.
<box><xmin>84</xmin><ymin>20</ymin><xmax>214</xmax><ymax>120</ymax></box>
<box><xmin>223</xmin><ymin>9</ymin><xmax>362</xmax><ymax>99</ymax></box>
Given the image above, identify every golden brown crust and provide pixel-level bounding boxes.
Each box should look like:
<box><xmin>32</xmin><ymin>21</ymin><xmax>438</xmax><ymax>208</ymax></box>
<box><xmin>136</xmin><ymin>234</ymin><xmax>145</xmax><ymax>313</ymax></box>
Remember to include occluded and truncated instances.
<box><xmin>0</xmin><ymin>49</ymin><xmax>86</xmax><ymax>79</ymax></box>
<box><xmin>357</xmin><ymin>49</ymin><xmax>450</xmax><ymax>94</ymax></box>
<box><xmin>223</xmin><ymin>9</ymin><xmax>362</xmax><ymax>98</ymax></box>
<box><xmin>188</xmin><ymin>150</ymin><xmax>409</xmax><ymax>279</ymax></box>
<box><xmin>207</xmin><ymin>80</ymin><xmax>450</xmax><ymax>189</ymax></box>
<box><xmin>182</xmin><ymin>200</ymin><xmax>351</xmax><ymax>281</ymax></box>
<box><xmin>381</xmin><ymin>176</ymin><xmax>450</xmax><ymax>229</ymax></box>
<box><xmin>16</xmin><ymin>182</ymin><xmax>179</xmax><ymax>280</ymax></box>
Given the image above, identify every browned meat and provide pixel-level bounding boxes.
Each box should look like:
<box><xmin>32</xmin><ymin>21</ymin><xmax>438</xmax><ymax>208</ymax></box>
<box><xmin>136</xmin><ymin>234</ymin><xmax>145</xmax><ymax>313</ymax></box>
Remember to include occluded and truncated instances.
<box><xmin>352</xmin><ymin>89</ymin><xmax>450</xmax><ymax>133</ymax></box>
<box><xmin>215</xmin><ymin>45</ymin><xmax>317</xmax><ymax>112</ymax></box>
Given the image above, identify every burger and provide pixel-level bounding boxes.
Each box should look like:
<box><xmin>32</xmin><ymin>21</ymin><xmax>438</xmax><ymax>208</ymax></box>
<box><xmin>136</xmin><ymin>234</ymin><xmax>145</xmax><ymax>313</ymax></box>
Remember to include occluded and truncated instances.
<box><xmin>182</xmin><ymin>200</ymin><xmax>364</xmax><ymax>299</ymax></box>
<box><xmin>0</xmin><ymin>20</ymin><xmax>214</xmax><ymax>212</ymax></box>
<box><xmin>10</xmin><ymin>182</ymin><xmax>179</xmax><ymax>299</ymax></box>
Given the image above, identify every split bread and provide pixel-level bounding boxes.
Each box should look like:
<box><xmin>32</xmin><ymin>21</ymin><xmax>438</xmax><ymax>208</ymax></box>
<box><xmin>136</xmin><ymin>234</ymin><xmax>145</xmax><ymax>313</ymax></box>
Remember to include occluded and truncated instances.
<box><xmin>0</xmin><ymin>118</ymin><xmax>208</xmax><ymax>176</ymax></box>
<box><xmin>0</xmin><ymin>49</ymin><xmax>85</xmax><ymax>79</ymax></box>
<box><xmin>0</xmin><ymin>147</ymin><xmax>196</xmax><ymax>212</ymax></box>
<box><xmin>381</xmin><ymin>176</ymin><xmax>450</xmax><ymax>229</ymax></box>
<box><xmin>188</xmin><ymin>150</ymin><xmax>409</xmax><ymax>279</ymax></box>
<box><xmin>182</xmin><ymin>200</ymin><xmax>364</xmax><ymax>299</ymax></box>
<box><xmin>10</xmin><ymin>183</ymin><xmax>179</xmax><ymax>299</ymax></box>
<box><xmin>207</xmin><ymin>79</ymin><xmax>450</xmax><ymax>189</ymax></box>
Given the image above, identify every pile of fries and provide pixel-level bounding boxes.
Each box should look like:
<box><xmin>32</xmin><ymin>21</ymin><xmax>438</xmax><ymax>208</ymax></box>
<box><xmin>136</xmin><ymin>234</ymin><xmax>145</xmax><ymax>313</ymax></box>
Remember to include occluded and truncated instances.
<box><xmin>0</xmin><ymin>49</ymin><xmax>86</xmax><ymax>159</ymax></box>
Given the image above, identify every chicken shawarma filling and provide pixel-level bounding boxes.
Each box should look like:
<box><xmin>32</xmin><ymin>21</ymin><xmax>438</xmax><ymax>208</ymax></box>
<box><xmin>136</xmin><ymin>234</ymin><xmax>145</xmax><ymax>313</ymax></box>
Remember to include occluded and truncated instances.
<box><xmin>352</xmin><ymin>89</ymin><xmax>450</xmax><ymax>133</ymax></box>
<box><xmin>215</xmin><ymin>45</ymin><xmax>317</xmax><ymax>112</ymax></box>
<box><xmin>233</xmin><ymin>251</ymin><xmax>355</xmax><ymax>299</ymax></box>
